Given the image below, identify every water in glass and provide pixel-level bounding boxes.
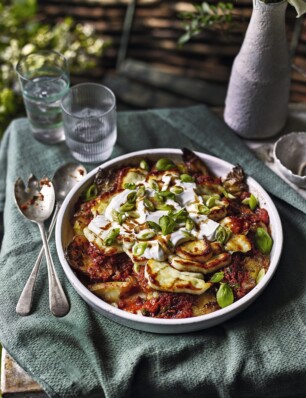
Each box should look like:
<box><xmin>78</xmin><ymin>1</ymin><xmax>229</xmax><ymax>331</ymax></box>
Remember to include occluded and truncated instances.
<box><xmin>65</xmin><ymin>107</ymin><xmax>117</xmax><ymax>163</ymax></box>
<box><xmin>23</xmin><ymin>71</ymin><xmax>69</xmax><ymax>143</ymax></box>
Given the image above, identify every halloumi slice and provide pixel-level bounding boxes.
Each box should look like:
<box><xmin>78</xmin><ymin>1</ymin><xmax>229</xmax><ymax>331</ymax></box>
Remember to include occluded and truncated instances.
<box><xmin>145</xmin><ymin>260</ymin><xmax>212</xmax><ymax>295</ymax></box>
<box><xmin>170</xmin><ymin>253</ymin><xmax>231</xmax><ymax>274</ymax></box>
<box><xmin>225</xmin><ymin>234</ymin><xmax>252</xmax><ymax>253</ymax></box>
<box><xmin>83</xmin><ymin>227</ymin><xmax>123</xmax><ymax>255</ymax></box>
<box><xmin>89</xmin><ymin>281</ymin><xmax>133</xmax><ymax>304</ymax></box>
<box><xmin>176</xmin><ymin>239</ymin><xmax>213</xmax><ymax>262</ymax></box>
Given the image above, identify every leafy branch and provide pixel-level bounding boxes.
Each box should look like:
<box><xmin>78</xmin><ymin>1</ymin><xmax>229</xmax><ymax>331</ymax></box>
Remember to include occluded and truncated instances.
<box><xmin>0</xmin><ymin>0</ymin><xmax>110</xmax><ymax>138</ymax></box>
<box><xmin>178</xmin><ymin>2</ymin><xmax>234</xmax><ymax>45</ymax></box>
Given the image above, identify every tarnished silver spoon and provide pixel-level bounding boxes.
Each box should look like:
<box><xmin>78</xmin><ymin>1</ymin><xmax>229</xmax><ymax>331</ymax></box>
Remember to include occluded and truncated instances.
<box><xmin>15</xmin><ymin>164</ymin><xmax>86</xmax><ymax>316</ymax></box>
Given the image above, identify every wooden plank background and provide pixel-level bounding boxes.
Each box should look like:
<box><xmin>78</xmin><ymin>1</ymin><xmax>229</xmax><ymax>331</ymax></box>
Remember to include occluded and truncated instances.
<box><xmin>37</xmin><ymin>0</ymin><xmax>306</xmax><ymax>104</ymax></box>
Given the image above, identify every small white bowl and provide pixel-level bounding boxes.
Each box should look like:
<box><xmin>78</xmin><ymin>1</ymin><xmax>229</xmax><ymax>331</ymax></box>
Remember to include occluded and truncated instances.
<box><xmin>274</xmin><ymin>132</ymin><xmax>306</xmax><ymax>188</ymax></box>
<box><xmin>55</xmin><ymin>149</ymin><xmax>283</xmax><ymax>334</ymax></box>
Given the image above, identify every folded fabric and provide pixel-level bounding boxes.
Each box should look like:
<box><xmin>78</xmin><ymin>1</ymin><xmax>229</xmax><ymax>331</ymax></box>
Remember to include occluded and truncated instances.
<box><xmin>0</xmin><ymin>106</ymin><xmax>305</xmax><ymax>398</ymax></box>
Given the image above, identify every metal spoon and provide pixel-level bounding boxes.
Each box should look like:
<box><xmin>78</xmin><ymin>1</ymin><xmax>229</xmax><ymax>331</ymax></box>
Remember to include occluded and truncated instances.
<box><xmin>15</xmin><ymin>164</ymin><xmax>86</xmax><ymax>316</ymax></box>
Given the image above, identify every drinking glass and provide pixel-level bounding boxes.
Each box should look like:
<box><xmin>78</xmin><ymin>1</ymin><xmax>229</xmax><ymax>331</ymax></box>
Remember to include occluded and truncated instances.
<box><xmin>16</xmin><ymin>50</ymin><xmax>69</xmax><ymax>144</ymax></box>
<box><xmin>60</xmin><ymin>83</ymin><xmax>117</xmax><ymax>163</ymax></box>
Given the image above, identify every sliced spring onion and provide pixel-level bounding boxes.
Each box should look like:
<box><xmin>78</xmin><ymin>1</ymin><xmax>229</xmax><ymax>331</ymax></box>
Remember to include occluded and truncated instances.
<box><xmin>156</xmin><ymin>158</ymin><xmax>175</xmax><ymax>171</ymax></box>
<box><xmin>133</xmin><ymin>242</ymin><xmax>147</xmax><ymax>257</ymax></box>
<box><xmin>137</xmin><ymin>186</ymin><xmax>146</xmax><ymax>198</ymax></box>
<box><xmin>155</xmin><ymin>204</ymin><xmax>175</xmax><ymax>211</ymax></box>
<box><xmin>104</xmin><ymin>228</ymin><xmax>120</xmax><ymax>246</ymax></box>
<box><xmin>140</xmin><ymin>160</ymin><xmax>149</xmax><ymax>171</ymax></box>
<box><xmin>136</xmin><ymin>229</ymin><xmax>156</xmax><ymax>240</ymax></box>
<box><xmin>170</xmin><ymin>186</ymin><xmax>184</xmax><ymax>195</ymax></box>
<box><xmin>180</xmin><ymin>174</ymin><xmax>195</xmax><ymax>183</ymax></box>
<box><xmin>127</xmin><ymin>191</ymin><xmax>137</xmax><ymax>203</ymax></box>
<box><xmin>157</xmin><ymin>190</ymin><xmax>176</xmax><ymax>200</ymax></box>
<box><xmin>185</xmin><ymin>217</ymin><xmax>195</xmax><ymax>231</ymax></box>
<box><xmin>129</xmin><ymin>211</ymin><xmax>140</xmax><ymax>219</ymax></box>
<box><xmin>83</xmin><ymin>184</ymin><xmax>98</xmax><ymax>201</ymax></box>
<box><xmin>111</xmin><ymin>210</ymin><xmax>126</xmax><ymax>225</ymax></box>
<box><xmin>120</xmin><ymin>202</ymin><xmax>135</xmax><ymax>212</ymax></box>
<box><xmin>203</xmin><ymin>194</ymin><xmax>220</xmax><ymax>208</ymax></box>
<box><xmin>215</xmin><ymin>225</ymin><xmax>231</xmax><ymax>244</ymax></box>
<box><xmin>197</xmin><ymin>204</ymin><xmax>210</xmax><ymax>215</ymax></box>
<box><xmin>149</xmin><ymin>180</ymin><xmax>160</xmax><ymax>191</ymax></box>
<box><xmin>220</xmin><ymin>187</ymin><xmax>236</xmax><ymax>199</ymax></box>
<box><xmin>143</xmin><ymin>198</ymin><xmax>155</xmax><ymax>211</ymax></box>
<box><xmin>242</xmin><ymin>194</ymin><xmax>258</xmax><ymax>211</ymax></box>
<box><xmin>256</xmin><ymin>268</ymin><xmax>266</xmax><ymax>284</ymax></box>
<box><xmin>124</xmin><ymin>182</ymin><xmax>136</xmax><ymax>190</ymax></box>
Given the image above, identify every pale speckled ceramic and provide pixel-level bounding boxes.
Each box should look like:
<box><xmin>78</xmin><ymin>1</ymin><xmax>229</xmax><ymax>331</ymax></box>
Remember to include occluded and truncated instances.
<box><xmin>224</xmin><ymin>0</ymin><xmax>290</xmax><ymax>139</ymax></box>
<box><xmin>55</xmin><ymin>149</ymin><xmax>283</xmax><ymax>334</ymax></box>
<box><xmin>274</xmin><ymin>132</ymin><xmax>306</xmax><ymax>188</ymax></box>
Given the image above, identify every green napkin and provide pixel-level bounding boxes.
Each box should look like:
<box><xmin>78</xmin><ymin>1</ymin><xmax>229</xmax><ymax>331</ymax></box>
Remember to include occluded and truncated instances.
<box><xmin>0</xmin><ymin>106</ymin><xmax>306</xmax><ymax>398</ymax></box>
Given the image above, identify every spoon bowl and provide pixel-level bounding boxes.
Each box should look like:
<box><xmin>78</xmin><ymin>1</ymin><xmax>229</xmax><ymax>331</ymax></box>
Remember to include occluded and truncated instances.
<box><xmin>15</xmin><ymin>176</ymin><xmax>55</xmax><ymax>222</ymax></box>
<box><xmin>53</xmin><ymin>163</ymin><xmax>87</xmax><ymax>205</ymax></box>
<box><xmin>15</xmin><ymin>165</ymin><xmax>86</xmax><ymax>316</ymax></box>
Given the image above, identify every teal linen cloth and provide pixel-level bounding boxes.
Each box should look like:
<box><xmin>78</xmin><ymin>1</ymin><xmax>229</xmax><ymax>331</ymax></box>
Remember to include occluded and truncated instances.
<box><xmin>0</xmin><ymin>106</ymin><xmax>305</xmax><ymax>398</ymax></box>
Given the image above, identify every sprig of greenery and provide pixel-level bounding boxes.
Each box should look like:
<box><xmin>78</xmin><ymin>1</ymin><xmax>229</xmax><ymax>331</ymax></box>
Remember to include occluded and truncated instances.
<box><xmin>178</xmin><ymin>1</ymin><xmax>234</xmax><ymax>45</ymax></box>
<box><xmin>0</xmin><ymin>0</ymin><xmax>110</xmax><ymax>138</ymax></box>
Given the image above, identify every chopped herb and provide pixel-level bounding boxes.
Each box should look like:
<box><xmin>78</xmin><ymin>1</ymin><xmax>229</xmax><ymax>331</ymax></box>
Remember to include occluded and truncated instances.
<box><xmin>254</xmin><ymin>227</ymin><xmax>273</xmax><ymax>254</ymax></box>
<box><xmin>159</xmin><ymin>215</ymin><xmax>176</xmax><ymax>235</ymax></box>
<box><xmin>216</xmin><ymin>283</ymin><xmax>234</xmax><ymax>308</ymax></box>
<box><xmin>210</xmin><ymin>271</ymin><xmax>224</xmax><ymax>283</ymax></box>
<box><xmin>147</xmin><ymin>221</ymin><xmax>161</xmax><ymax>232</ymax></box>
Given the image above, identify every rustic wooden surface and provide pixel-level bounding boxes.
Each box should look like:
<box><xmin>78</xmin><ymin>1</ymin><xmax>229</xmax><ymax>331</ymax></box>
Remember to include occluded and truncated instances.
<box><xmin>37</xmin><ymin>0</ymin><xmax>306</xmax><ymax>104</ymax></box>
<box><xmin>1</xmin><ymin>350</ymin><xmax>46</xmax><ymax>397</ymax></box>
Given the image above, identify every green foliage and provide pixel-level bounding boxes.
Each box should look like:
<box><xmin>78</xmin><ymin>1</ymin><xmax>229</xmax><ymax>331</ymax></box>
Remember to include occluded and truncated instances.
<box><xmin>0</xmin><ymin>0</ymin><xmax>109</xmax><ymax>138</ymax></box>
<box><xmin>178</xmin><ymin>1</ymin><xmax>234</xmax><ymax>45</ymax></box>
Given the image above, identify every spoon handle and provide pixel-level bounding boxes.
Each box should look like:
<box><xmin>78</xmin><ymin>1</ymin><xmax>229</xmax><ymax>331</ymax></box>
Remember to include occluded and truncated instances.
<box><xmin>37</xmin><ymin>221</ymin><xmax>70</xmax><ymax>317</ymax></box>
<box><xmin>16</xmin><ymin>203</ymin><xmax>61</xmax><ymax>316</ymax></box>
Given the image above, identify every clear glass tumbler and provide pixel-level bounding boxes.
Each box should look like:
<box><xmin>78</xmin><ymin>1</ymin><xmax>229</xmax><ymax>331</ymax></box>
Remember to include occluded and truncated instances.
<box><xmin>60</xmin><ymin>83</ymin><xmax>117</xmax><ymax>163</ymax></box>
<box><xmin>16</xmin><ymin>50</ymin><xmax>70</xmax><ymax>144</ymax></box>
